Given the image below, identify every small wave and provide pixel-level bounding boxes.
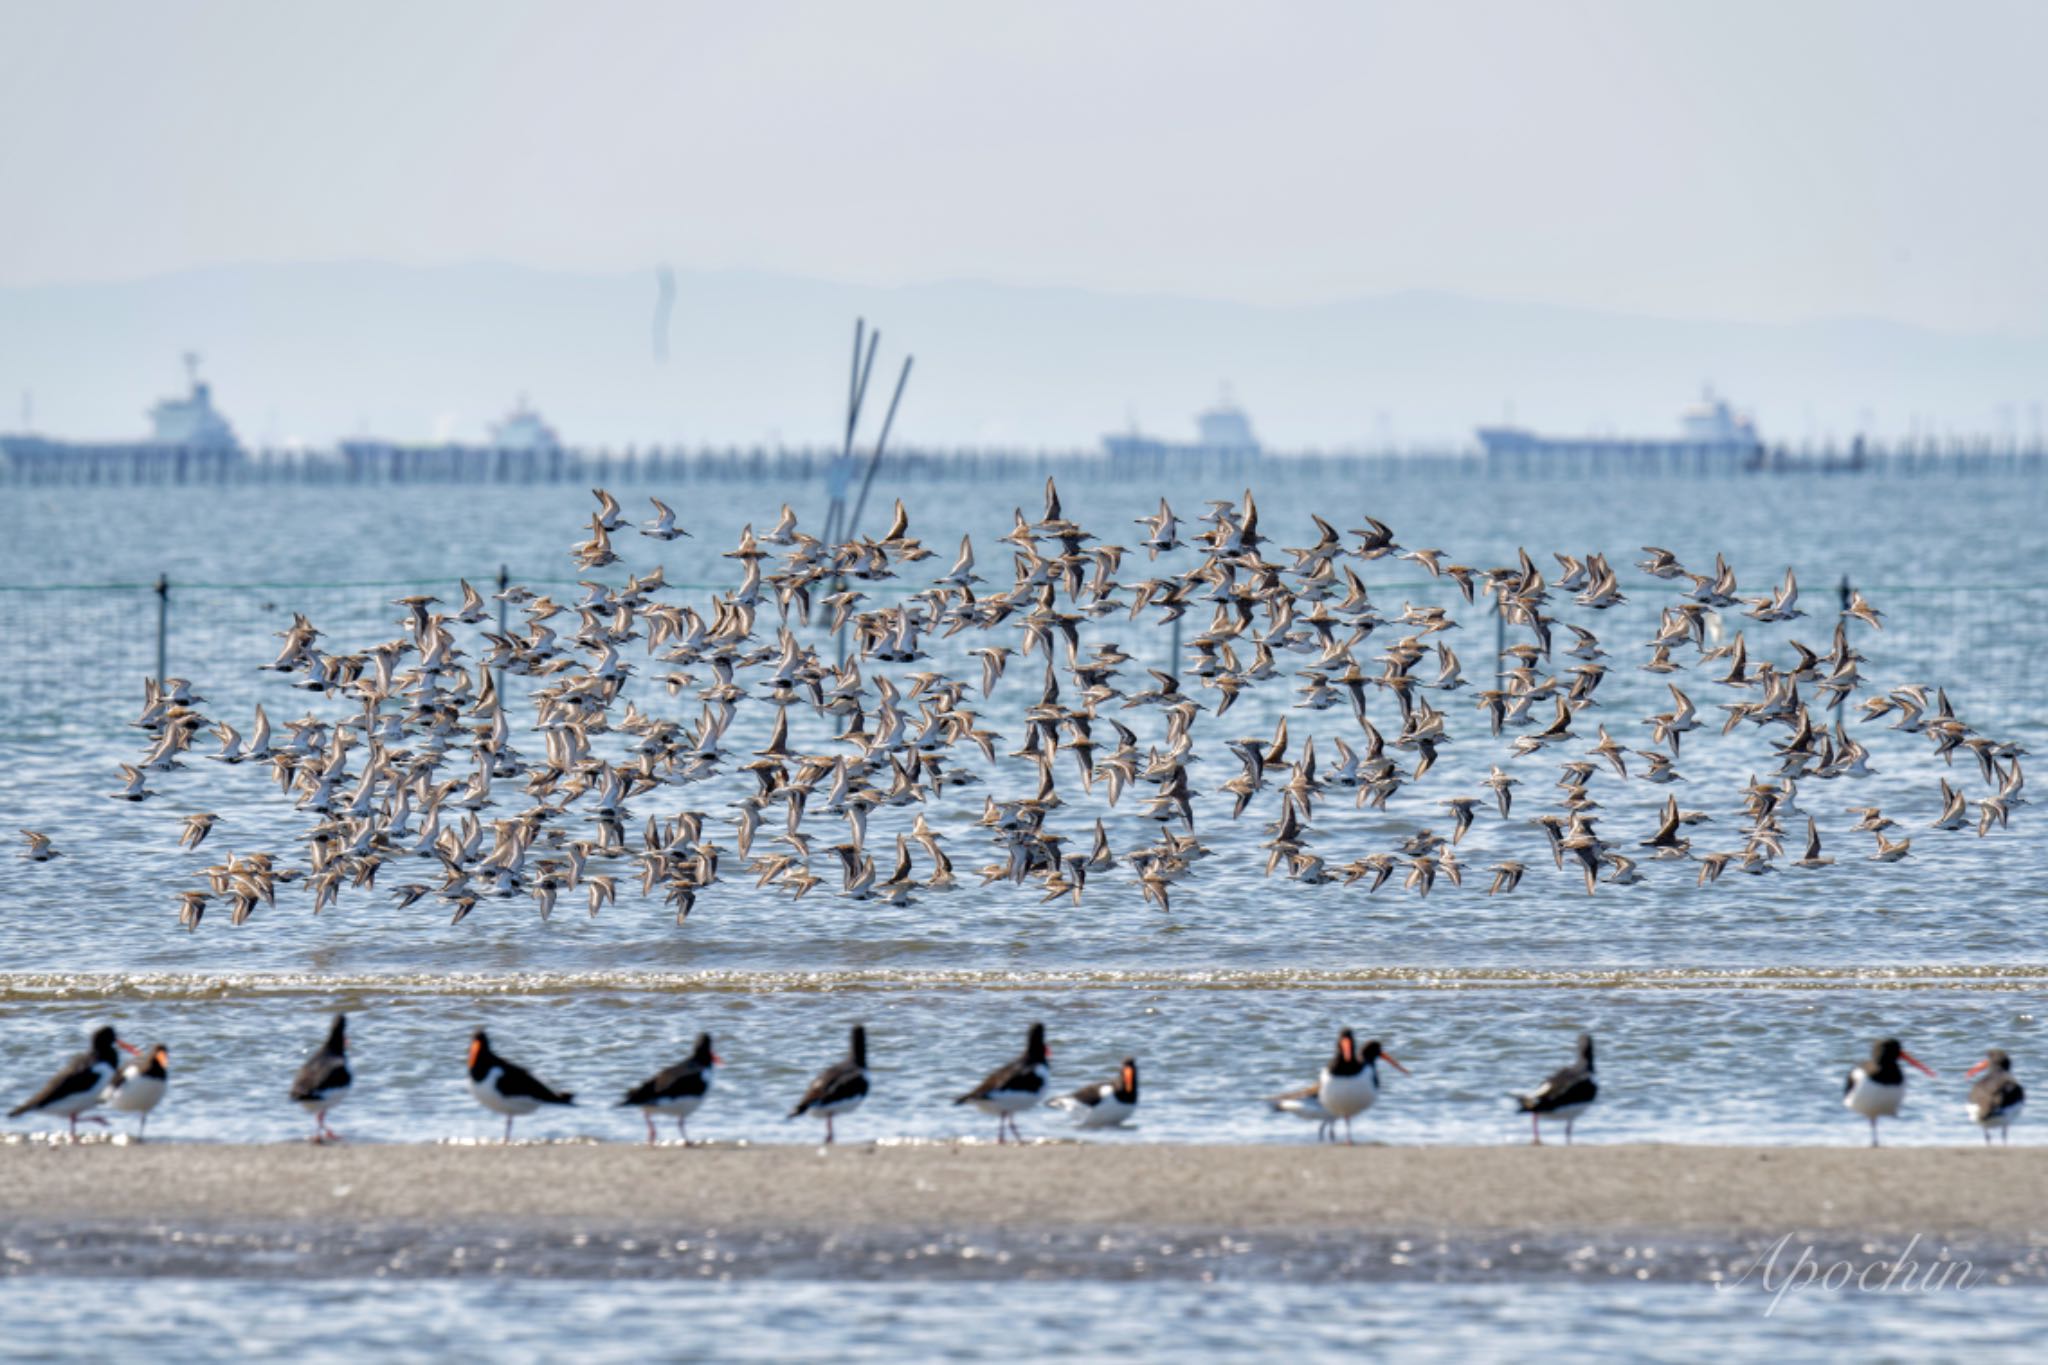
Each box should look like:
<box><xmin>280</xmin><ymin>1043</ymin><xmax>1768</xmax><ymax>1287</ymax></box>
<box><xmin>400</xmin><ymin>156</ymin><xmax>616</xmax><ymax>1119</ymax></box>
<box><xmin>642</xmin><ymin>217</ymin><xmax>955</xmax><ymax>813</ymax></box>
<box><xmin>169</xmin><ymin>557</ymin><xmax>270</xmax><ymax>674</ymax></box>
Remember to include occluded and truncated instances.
<box><xmin>1</xmin><ymin>964</ymin><xmax>2044</xmax><ymax>1002</ymax></box>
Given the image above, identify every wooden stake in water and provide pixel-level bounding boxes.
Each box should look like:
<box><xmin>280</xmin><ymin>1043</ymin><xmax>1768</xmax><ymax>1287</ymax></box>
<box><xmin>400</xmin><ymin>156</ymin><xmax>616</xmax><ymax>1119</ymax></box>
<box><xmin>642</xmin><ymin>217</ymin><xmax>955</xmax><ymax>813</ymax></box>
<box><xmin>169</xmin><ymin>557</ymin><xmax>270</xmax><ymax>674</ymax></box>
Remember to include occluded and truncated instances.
<box><xmin>154</xmin><ymin>574</ymin><xmax>169</xmax><ymax>685</ymax></box>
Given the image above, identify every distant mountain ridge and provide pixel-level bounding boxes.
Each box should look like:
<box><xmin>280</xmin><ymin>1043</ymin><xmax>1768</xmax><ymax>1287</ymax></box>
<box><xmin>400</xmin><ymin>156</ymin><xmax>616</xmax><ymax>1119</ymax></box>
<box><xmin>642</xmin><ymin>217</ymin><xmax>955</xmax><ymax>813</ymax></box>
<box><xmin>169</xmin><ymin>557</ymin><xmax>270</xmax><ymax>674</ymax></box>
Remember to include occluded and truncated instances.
<box><xmin>0</xmin><ymin>262</ymin><xmax>2041</xmax><ymax>450</ymax></box>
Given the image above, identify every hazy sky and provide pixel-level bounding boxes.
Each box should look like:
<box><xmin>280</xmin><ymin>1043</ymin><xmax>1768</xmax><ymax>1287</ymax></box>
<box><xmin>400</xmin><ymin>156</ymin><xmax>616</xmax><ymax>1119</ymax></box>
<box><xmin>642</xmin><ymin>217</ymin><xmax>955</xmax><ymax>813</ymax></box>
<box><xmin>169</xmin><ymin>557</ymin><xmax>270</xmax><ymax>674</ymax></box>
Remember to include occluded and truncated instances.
<box><xmin>3</xmin><ymin>1</ymin><xmax>2044</xmax><ymax>332</ymax></box>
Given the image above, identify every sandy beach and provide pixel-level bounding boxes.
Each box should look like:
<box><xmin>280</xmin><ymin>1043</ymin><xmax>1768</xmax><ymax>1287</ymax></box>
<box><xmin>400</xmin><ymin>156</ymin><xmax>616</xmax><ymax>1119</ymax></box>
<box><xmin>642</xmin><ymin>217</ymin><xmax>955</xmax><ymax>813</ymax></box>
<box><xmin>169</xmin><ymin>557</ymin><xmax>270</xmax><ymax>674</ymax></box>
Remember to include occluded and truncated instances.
<box><xmin>3</xmin><ymin>1142</ymin><xmax>2041</xmax><ymax>1239</ymax></box>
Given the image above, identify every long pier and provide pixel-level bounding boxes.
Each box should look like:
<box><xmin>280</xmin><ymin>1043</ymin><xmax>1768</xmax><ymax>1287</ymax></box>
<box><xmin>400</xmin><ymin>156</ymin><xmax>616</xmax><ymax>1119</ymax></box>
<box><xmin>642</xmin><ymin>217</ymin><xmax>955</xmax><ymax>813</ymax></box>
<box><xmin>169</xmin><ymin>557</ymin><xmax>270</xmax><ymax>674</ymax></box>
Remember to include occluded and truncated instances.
<box><xmin>0</xmin><ymin>436</ymin><xmax>2042</xmax><ymax>486</ymax></box>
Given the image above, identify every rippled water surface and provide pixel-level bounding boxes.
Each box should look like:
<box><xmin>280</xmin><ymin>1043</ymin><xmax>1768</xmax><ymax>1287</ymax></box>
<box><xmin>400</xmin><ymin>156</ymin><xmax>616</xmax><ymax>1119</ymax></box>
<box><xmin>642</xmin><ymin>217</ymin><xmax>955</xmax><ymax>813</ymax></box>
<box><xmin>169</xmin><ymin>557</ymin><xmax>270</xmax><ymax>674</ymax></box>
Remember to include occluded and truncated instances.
<box><xmin>2</xmin><ymin>1278</ymin><xmax>2042</xmax><ymax>1363</ymax></box>
<box><xmin>2</xmin><ymin>469</ymin><xmax>2043</xmax><ymax>1356</ymax></box>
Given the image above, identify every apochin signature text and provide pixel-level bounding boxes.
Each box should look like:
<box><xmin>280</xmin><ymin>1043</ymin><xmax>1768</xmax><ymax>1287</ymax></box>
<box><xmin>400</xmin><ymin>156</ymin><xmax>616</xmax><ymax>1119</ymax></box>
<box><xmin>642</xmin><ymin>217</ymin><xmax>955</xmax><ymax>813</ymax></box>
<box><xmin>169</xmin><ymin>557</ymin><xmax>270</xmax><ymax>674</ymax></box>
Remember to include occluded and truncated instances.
<box><xmin>1719</xmin><ymin>1234</ymin><xmax>1979</xmax><ymax>1315</ymax></box>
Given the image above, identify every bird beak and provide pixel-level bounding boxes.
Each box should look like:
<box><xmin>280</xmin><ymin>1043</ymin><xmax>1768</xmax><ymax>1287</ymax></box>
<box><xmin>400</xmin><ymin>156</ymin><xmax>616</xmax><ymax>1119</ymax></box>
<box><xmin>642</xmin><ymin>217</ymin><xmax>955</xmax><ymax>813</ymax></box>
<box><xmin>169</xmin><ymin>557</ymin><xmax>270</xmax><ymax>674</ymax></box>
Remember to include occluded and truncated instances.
<box><xmin>467</xmin><ymin>1039</ymin><xmax>481</xmax><ymax>1067</ymax></box>
<box><xmin>711</xmin><ymin>1054</ymin><xmax>723</xmax><ymax>1066</ymax></box>
<box><xmin>117</xmin><ymin>1041</ymin><xmax>140</xmax><ymax>1055</ymax></box>
<box><xmin>1965</xmin><ymin>1058</ymin><xmax>1989</xmax><ymax>1077</ymax></box>
<box><xmin>1381</xmin><ymin>1052</ymin><xmax>1411</xmax><ymax>1075</ymax></box>
<box><xmin>1900</xmin><ymin>1049</ymin><xmax>1936</xmax><ymax>1077</ymax></box>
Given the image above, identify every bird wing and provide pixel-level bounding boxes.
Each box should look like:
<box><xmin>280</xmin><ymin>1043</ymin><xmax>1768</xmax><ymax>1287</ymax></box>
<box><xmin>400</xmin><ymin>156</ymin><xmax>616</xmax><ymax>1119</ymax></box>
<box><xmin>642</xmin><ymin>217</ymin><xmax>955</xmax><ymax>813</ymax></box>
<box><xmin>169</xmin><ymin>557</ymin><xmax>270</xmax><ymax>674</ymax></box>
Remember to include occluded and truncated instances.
<box><xmin>8</xmin><ymin>1051</ymin><xmax>104</xmax><ymax>1117</ymax></box>
<box><xmin>791</xmin><ymin>1059</ymin><xmax>866</xmax><ymax>1116</ymax></box>
<box><xmin>288</xmin><ymin>1051</ymin><xmax>350</xmax><ymax>1103</ymax></box>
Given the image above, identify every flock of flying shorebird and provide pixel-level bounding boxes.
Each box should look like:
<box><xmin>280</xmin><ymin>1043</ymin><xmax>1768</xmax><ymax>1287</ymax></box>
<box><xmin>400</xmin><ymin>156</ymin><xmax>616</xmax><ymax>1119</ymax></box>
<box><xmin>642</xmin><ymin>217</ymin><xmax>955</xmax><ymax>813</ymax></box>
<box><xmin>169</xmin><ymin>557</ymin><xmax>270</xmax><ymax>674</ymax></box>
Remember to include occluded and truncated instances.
<box><xmin>14</xmin><ymin>479</ymin><xmax>2030</xmax><ymax>926</ymax></box>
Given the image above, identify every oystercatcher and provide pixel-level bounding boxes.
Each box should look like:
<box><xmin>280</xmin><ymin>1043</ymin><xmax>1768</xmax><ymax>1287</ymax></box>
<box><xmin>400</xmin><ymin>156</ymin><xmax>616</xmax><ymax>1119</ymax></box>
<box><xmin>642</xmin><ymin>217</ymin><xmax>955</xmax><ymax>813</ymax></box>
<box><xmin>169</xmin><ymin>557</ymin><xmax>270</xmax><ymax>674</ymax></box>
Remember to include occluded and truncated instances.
<box><xmin>1268</xmin><ymin>1082</ymin><xmax>1339</xmax><ymax>1142</ymax></box>
<box><xmin>289</xmin><ymin>1014</ymin><xmax>351</xmax><ymax>1143</ymax></box>
<box><xmin>1317</xmin><ymin>1027</ymin><xmax>1408</xmax><ymax>1145</ymax></box>
<box><xmin>1965</xmin><ymin>1049</ymin><xmax>2024</xmax><ymax>1146</ymax></box>
<box><xmin>1513</xmin><ymin>1033</ymin><xmax>1598</xmax><ymax>1145</ymax></box>
<box><xmin>1048</xmin><ymin>1057</ymin><xmax>1139</xmax><ymax>1129</ymax></box>
<box><xmin>1843</xmin><ymin>1037</ymin><xmax>1936</xmax><ymax>1146</ymax></box>
<box><xmin>104</xmin><ymin>1042</ymin><xmax>170</xmax><ymax>1140</ymax></box>
<box><xmin>789</xmin><ymin>1024</ymin><xmax>869</xmax><ymax>1144</ymax></box>
<box><xmin>7</xmin><ymin>1026</ymin><xmax>137</xmax><ymax>1139</ymax></box>
<box><xmin>956</xmin><ymin>1021</ymin><xmax>1051</xmax><ymax>1143</ymax></box>
<box><xmin>467</xmin><ymin>1028</ymin><xmax>575</xmax><ymax>1142</ymax></box>
<box><xmin>620</xmin><ymin>1032</ymin><xmax>719</xmax><ymax>1144</ymax></box>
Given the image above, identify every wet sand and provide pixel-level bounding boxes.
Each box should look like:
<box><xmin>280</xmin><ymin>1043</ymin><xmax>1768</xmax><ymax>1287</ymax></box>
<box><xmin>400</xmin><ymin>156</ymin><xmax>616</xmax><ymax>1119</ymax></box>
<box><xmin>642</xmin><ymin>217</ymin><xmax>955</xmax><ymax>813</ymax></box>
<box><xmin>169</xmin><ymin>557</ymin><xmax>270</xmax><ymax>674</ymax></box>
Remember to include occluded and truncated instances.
<box><xmin>3</xmin><ymin>1142</ymin><xmax>2041</xmax><ymax>1238</ymax></box>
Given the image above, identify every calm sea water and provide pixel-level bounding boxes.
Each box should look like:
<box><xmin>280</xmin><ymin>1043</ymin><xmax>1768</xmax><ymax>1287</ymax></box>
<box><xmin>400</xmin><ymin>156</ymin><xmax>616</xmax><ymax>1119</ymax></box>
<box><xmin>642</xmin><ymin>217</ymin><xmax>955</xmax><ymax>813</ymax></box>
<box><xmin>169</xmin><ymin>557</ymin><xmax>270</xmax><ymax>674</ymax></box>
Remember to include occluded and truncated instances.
<box><xmin>1</xmin><ymin>468</ymin><xmax>2043</xmax><ymax>1356</ymax></box>
<box><xmin>1</xmin><ymin>1278</ymin><xmax>2042</xmax><ymax>1363</ymax></box>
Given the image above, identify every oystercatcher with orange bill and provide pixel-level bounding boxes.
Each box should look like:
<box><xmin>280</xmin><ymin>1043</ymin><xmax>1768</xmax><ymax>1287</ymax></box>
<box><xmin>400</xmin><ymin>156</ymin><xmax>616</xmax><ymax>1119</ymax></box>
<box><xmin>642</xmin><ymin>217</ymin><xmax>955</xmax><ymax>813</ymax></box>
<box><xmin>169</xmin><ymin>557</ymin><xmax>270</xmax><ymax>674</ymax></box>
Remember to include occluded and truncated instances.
<box><xmin>1049</xmin><ymin>1057</ymin><xmax>1139</xmax><ymax>1129</ymax></box>
<box><xmin>7</xmin><ymin>1026</ymin><xmax>137</xmax><ymax>1140</ymax></box>
<box><xmin>104</xmin><ymin>1043</ymin><xmax>171</xmax><ymax>1141</ymax></box>
<box><xmin>289</xmin><ymin>1014</ymin><xmax>351</xmax><ymax>1143</ymax></box>
<box><xmin>1513</xmin><ymin>1032</ymin><xmax>1598</xmax><ymax>1145</ymax></box>
<box><xmin>620</xmin><ymin>1032</ymin><xmax>719</xmax><ymax>1144</ymax></box>
<box><xmin>1317</xmin><ymin>1027</ymin><xmax>1408</xmax><ymax>1145</ymax></box>
<box><xmin>467</xmin><ymin>1028</ymin><xmax>574</xmax><ymax>1142</ymax></box>
<box><xmin>1843</xmin><ymin>1037</ymin><xmax>1936</xmax><ymax>1146</ymax></box>
<box><xmin>789</xmin><ymin>1024</ymin><xmax>869</xmax><ymax>1144</ymax></box>
<box><xmin>1965</xmin><ymin>1049</ymin><xmax>2024</xmax><ymax>1146</ymax></box>
<box><xmin>956</xmin><ymin>1021</ymin><xmax>1051</xmax><ymax>1143</ymax></box>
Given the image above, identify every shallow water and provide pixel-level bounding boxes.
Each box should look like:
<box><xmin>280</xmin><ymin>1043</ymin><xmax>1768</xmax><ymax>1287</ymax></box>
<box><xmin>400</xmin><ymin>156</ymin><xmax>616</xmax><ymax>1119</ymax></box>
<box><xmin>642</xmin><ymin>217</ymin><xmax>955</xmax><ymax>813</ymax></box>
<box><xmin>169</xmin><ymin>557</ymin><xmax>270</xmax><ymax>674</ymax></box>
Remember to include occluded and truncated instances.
<box><xmin>0</xmin><ymin>970</ymin><xmax>2035</xmax><ymax>1146</ymax></box>
<box><xmin>1</xmin><ymin>469</ymin><xmax>2041</xmax><ymax>979</ymax></box>
<box><xmin>1</xmin><ymin>467</ymin><xmax>2043</xmax><ymax>1355</ymax></box>
<box><xmin>0</xmin><ymin>1278</ymin><xmax>2041</xmax><ymax>1363</ymax></box>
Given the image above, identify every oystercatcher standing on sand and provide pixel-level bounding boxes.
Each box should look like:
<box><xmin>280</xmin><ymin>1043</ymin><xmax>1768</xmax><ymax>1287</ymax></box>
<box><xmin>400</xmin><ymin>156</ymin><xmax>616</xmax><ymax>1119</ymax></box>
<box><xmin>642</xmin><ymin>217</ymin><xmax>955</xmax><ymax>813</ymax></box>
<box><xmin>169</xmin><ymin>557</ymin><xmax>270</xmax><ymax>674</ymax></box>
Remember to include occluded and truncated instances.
<box><xmin>104</xmin><ymin>1042</ymin><xmax>171</xmax><ymax>1140</ymax></box>
<box><xmin>7</xmin><ymin>1026</ymin><xmax>136</xmax><ymax>1140</ymax></box>
<box><xmin>1965</xmin><ymin>1049</ymin><xmax>2024</xmax><ymax>1146</ymax></box>
<box><xmin>1049</xmin><ymin>1057</ymin><xmax>1139</xmax><ymax>1129</ymax></box>
<box><xmin>956</xmin><ymin>1021</ymin><xmax>1051</xmax><ymax>1143</ymax></box>
<box><xmin>1843</xmin><ymin>1037</ymin><xmax>1936</xmax><ymax>1146</ymax></box>
<box><xmin>620</xmin><ymin>1032</ymin><xmax>719</xmax><ymax>1144</ymax></box>
<box><xmin>1317</xmin><ymin>1027</ymin><xmax>1408</xmax><ymax>1145</ymax></box>
<box><xmin>467</xmin><ymin>1028</ymin><xmax>575</xmax><ymax>1142</ymax></box>
<box><xmin>1513</xmin><ymin>1033</ymin><xmax>1599</xmax><ymax>1145</ymax></box>
<box><xmin>789</xmin><ymin>1024</ymin><xmax>869</xmax><ymax>1144</ymax></box>
<box><xmin>289</xmin><ymin>1014</ymin><xmax>351</xmax><ymax>1143</ymax></box>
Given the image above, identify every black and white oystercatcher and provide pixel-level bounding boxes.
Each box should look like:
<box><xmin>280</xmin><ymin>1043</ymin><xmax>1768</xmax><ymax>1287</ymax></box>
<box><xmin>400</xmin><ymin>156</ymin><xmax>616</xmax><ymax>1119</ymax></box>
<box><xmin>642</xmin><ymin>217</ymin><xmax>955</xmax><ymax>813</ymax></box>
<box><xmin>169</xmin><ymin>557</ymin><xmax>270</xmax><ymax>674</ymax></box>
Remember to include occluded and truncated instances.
<box><xmin>1268</xmin><ymin>1082</ymin><xmax>1339</xmax><ymax>1142</ymax></box>
<box><xmin>467</xmin><ymin>1028</ymin><xmax>575</xmax><ymax>1142</ymax></box>
<box><xmin>1513</xmin><ymin>1032</ymin><xmax>1598</xmax><ymax>1145</ymax></box>
<box><xmin>1843</xmin><ymin>1037</ymin><xmax>1936</xmax><ymax>1147</ymax></box>
<box><xmin>620</xmin><ymin>1032</ymin><xmax>719</xmax><ymax>1144</ymax></box>
<box><xmin>1317</xmin><ymin>1027</ymin><xmax>1408</xmax><ymax>1145</ymax></box>
<box><xmin>289</xmin><ymin>1014</ymin><xmax>351</xmax><ymax>1143</ymax></box>
<box><xmin>7</xmin><ymin>1026</ymin><xmax>137</xmax><ymax>1139</ymax></box>
<box><xmin>1965</xmin><ymin>1049</ymin><xmax>2024</xmax><ymax>1146</ymax></box>
<box><xmin>1048</xmin><ymin>1057</ymin><xmax>1139</xmax><ymax>1129</ymax></box>
<box><xmin>788</xmin><ymin>1024</ymin><xmax>869</xmax><ymax>1144</ymax></box>
<box><xmin>104</xmin><ymin>1042</ymin><xmax>170</xmax><ymax>1140</ymax></box>
<box><xmin>955</xmin><ymin>1021</ymin><xmax>1051</xmax><ymax>1143</ymax></box>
